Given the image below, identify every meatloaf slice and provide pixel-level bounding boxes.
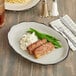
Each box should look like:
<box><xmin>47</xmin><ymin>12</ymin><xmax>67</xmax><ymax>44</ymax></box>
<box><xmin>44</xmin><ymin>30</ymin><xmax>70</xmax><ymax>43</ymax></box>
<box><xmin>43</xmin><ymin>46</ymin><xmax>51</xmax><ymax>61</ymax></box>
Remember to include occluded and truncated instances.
<box><xmin>33</xmin><ymin>42</ymin><xmax>55</xmax><ymax>58</ymax></box>
<box><xmin>27</xmin><ymin>39</ymin><xmax>47</xmax><ymax>54</ymax></box>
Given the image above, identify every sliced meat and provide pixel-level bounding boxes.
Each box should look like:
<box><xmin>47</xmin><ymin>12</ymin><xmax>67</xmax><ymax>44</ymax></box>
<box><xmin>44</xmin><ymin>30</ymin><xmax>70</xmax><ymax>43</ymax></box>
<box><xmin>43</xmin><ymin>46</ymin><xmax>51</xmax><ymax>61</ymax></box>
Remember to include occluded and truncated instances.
<box><xmin>33</xmin><ymin>42</ymin><xmax>55</xmax><ymax>58</ymax></box>
<box><xmin>27</xmin><ymin>39</ymin><xmax>47</xmax><ymax>54</ymax></box>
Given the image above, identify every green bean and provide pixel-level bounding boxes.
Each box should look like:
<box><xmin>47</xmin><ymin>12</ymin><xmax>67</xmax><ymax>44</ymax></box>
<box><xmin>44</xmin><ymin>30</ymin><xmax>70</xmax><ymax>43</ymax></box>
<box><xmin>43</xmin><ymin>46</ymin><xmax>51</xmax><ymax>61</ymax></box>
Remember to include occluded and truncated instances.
<box><xmin>27</xmin><ymin>28</ymin><xmax>62</xmax><ymax>48</ymax></box>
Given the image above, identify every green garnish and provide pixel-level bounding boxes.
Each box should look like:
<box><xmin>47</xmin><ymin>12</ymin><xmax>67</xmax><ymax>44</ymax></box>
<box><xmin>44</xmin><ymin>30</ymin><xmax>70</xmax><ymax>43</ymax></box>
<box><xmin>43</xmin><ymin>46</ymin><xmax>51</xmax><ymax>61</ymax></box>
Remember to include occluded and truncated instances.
<box><xmin>27</xmin><ymin>28</ymin><xmax>62</xmax><ymax>48</ymax></box>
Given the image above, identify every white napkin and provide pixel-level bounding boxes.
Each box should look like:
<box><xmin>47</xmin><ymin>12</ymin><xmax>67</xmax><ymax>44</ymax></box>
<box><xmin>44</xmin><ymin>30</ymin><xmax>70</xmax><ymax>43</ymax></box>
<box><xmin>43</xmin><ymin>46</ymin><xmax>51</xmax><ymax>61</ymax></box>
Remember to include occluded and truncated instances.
<box><xmin>50</xmin><ymin>15</ymin><xmax>76</xmax><ymax>51</ymax></box>
<box><xmin>60</xmin><ymin>15</ymin><xmax>76</xmax><ymax>35</ymax></box>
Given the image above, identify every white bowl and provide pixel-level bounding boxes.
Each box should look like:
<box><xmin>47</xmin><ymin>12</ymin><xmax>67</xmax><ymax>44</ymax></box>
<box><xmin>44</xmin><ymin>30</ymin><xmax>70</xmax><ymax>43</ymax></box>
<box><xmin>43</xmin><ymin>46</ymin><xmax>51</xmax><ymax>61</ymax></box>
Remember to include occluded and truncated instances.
<box><xmin>5</xmin><ymin>0</ymin><xmax>40</xmax><ymax>11</ymax></box>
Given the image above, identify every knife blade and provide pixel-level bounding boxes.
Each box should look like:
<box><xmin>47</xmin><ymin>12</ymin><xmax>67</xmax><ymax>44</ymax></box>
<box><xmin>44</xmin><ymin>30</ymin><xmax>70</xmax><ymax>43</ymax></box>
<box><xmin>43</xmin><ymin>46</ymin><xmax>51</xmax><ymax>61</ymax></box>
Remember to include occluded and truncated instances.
<box><xmin>60</xmin><ymin>17</ymin><xmax>76</xmax><ymax>36</ymax></box>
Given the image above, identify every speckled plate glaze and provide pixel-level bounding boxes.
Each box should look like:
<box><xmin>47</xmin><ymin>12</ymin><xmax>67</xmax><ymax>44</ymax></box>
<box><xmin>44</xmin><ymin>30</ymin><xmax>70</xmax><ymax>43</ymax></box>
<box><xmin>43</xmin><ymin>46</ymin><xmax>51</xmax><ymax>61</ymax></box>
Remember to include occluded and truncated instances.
<box><xmin>8</xmin><ymin>22</ymin><xmax>69</xmax><ymax>65</ymax></box>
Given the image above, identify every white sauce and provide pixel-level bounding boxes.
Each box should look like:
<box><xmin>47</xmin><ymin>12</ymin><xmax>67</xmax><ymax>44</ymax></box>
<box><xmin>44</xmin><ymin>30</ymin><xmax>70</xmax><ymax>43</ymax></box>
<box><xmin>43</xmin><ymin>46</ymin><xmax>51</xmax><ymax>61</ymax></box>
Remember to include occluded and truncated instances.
<box><xmin>19</xmin><ymin>32</ymin><xmax>38</xmax><ymax>50</ymax></box>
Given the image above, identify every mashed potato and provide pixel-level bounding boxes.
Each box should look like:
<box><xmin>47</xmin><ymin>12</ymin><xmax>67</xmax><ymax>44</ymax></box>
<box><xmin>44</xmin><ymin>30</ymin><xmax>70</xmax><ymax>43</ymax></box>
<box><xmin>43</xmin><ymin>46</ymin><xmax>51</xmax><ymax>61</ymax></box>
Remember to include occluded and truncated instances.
<box><xmin>6</xmin><ymin>0</ymin><xmax>31</xmax><ymax>4</ymax></box>
<box><xmin>19</xmin><ymin>32</ymin><xmax>38</xmax><ymax>50</ymax></box>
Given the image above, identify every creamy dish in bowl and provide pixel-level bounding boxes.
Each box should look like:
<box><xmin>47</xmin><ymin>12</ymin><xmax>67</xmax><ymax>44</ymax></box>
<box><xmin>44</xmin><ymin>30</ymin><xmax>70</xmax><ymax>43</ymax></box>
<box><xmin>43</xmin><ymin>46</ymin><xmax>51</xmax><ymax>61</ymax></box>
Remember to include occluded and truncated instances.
<box><xmin>5</xmin><ymin>0</ymin><xmax>40</xmax><ymax>11</ymax></box>
<box><xmin>5</xmin><ymin>0</ymin><xmax>31</xmax><ymax>4</ymax></box>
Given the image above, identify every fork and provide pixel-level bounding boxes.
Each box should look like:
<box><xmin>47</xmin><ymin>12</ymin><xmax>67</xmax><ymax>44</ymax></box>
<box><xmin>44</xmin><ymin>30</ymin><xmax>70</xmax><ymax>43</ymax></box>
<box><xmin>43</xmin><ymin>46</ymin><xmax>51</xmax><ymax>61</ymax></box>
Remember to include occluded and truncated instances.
<box><xmin>58</xmin><ymin>27</ymin><xmax>76</xmax><ymax>47</ymax></box>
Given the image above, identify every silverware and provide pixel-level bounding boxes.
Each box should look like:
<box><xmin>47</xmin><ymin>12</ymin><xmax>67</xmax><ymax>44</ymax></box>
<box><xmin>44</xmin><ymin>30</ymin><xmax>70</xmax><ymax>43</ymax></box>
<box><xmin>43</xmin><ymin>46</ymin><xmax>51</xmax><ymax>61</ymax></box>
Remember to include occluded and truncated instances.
<box><xmin>58</xmin><ymin>27</ymin><xmax>76</xmax><ymax>47</ymax></box>
<box><xmin>60</xmin><ymin>17</ymin><xmax>76</xmax><ymax>36</ymax></box>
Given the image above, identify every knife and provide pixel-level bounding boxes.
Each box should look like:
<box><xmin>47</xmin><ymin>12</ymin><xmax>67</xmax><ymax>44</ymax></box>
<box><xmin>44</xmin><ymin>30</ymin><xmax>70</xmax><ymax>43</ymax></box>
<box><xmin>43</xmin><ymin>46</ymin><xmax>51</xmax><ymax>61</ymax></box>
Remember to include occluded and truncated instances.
<box><xmin>41</xmin><ymin>0</ymin><xmax>49</xmax><ymax>17</ymax></box>
<box><xmin>60</xmin><ymin>16</ymin><xmax>76</xmax><ymax>36</ymax></box>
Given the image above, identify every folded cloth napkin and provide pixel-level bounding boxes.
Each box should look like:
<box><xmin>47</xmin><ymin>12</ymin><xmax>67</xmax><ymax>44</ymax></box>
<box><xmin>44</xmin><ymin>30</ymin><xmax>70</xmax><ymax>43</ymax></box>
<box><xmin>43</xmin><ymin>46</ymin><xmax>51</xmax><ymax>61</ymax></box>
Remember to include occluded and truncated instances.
<box><xmin>50</xmin><ymin>15</ymin><xmax>76</xmax><ymax>51</ymax></box>
<box><xmin>60</xmin><ymin>15</ymin><xmax>76</xmax><ymax>36</ymax></box>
